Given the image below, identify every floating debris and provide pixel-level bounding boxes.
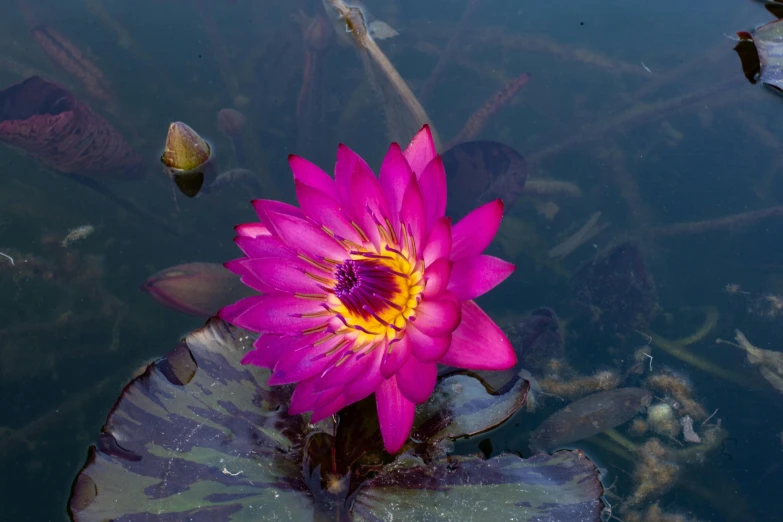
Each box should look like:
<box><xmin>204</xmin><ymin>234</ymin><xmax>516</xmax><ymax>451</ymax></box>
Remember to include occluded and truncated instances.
<box><xmin>0</xmin><ymin>252</ymin><xmax>14</xmax><ymax>266</ymax></box>
<box><xmin>61</xmin><ymin>225</ymin><xmax>95</xmax><ymax>247</ymax></box>
<box><xmin>539</xmin><ymin>369</ymin><xmax>621</xmax><ymax>401</ymax></box>
<box><xmin>717</xmin><ymin>329</ymin><xmax>783</xmax><ymax>393</ymax></box>
<box><xmin>647</xmin><ymin>403</ymin><xmax>679</xmax><ymax>438</ymax></box>
<box><xmin>646</xmin><ymin>372</ymin><xmax>708</xmax><ymax>420</ymax></box>
<box><xmin>628</xmin><ymin>439</ymin><xmax>679</xmax><ymax>506</ymax></box>
<box><xmin>680</xmin><ymin>415</ymin><xmax>701</xmax><ymax>443</ymax></box>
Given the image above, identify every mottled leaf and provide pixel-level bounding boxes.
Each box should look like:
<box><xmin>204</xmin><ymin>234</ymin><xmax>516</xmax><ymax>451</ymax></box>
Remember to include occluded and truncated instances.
<box><xmin>69</xmin><ymin>319</ymin><xmax>316</xmax><ymax>521</ymax></box>
<box><xmin>530</xmin><ymin>387</ymin><xmax>652</xmax><ymax>452</ymax></box>
<box><xmin>736</xmin><ymin>16</ymin><xmax>783</xmax><ymax>92</ymax></box>
<box><xmin>351</xmin><ymin>451</ymin><xmax>605</xmax><ymax>522</ymax></box>
<box><xmin>413</xmin><ymin>371</ymin><xmax>529</xmax><ymax>444</ymax></box>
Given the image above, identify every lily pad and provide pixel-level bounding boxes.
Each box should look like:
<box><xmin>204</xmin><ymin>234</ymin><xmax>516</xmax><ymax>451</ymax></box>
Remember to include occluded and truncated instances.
<box><xmin>736</xmin><ymin>13</ymin><xmax>783</xmax><ymax>92</ymax></box>
<box><xmin>413</xmin><ymin>370</ymin><xmax>529</xmax><ymax>443</ymax></box>
<box><xmin>69</xmin><ymin>319</ymin><xmax>605</xmax><ymax>521</ymax></box>
<box><xmin>352</xmin><ymin>451</ymin><xmax>604</xmax><ymax>522</ymax></box>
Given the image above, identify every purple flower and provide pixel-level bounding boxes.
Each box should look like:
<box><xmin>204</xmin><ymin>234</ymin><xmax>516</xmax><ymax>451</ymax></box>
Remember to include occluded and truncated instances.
<box><xmin>219</xmin><ymin>126</ymin><xmax>517</xmax><ymax>453</ymax></box>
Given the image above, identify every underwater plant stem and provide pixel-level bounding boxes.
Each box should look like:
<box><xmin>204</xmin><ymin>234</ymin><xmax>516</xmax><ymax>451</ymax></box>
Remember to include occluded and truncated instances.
<box><xmin>650</xmin><ymin>205</ymin><xmax>783</xmax><ymax>237</ymax></box>
<box><xmin>603</xmin><ymin>429</ymin><xmax>638</xmax><ymax>453</ymax></box>
<box><xmin>324</xmin><ymin>0</ymin><xmax>441</xmax><ymax>149</ymax></box>
<box><xmin>646</xmin><ymin>307</ymin><xmax>759</xmax><ymax>389</ymax></box>
<box><xmin>528</xmin><ymin>76</ymin><xmax>744</xmax><ymax>165</ymax></box>
<box><xmin>419</xmin><ymin>0</ymin><xmax>482</xmax><ymax>102</ymax></box>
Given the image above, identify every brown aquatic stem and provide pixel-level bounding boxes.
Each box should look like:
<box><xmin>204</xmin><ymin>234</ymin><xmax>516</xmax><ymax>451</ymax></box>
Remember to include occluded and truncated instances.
<box><xmin>324</xmin><ymin>0</ymin><xmax>441</xmax><ymax>148</ymax></box>
<box><xmin>445</xmin><ymin>72</ymin><xmax>531</xmax><ymax>149</ymax></box>
<box><xmin>528</xmin><ymin>76</ymin><xmax>745</xmax><ymax>165</ymax></box>
<box><xmin>650</xmin><ymin>206</ymin><xmax>783</xmax><ymax>237</ymax></box>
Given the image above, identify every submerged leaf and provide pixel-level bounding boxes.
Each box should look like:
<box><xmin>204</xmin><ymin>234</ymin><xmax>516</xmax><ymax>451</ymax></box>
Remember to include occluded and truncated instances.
<box><xmin>352</xmin><ymin>451</ymin><xmax>604</xmax><ymax>521</ymax></box>
<box><xmin>530</xmin><ymin>387</ymin><xmax>652</xmax><ymax>451</ymax></box>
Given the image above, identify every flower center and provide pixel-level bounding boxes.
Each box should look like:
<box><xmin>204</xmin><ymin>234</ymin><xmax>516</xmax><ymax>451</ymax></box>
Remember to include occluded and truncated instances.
<box><xmin>333</xmin><ymin>258</ymin><xmax>402</xmax><ymax>319</ymax></box>
<box><xmin>296</xmin><ymin>219</ymin><xmax>426</xmax><ymax>345</ymax></box>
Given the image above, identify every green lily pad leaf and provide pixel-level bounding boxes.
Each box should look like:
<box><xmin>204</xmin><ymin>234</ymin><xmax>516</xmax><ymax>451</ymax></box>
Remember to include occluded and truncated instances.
<box><xmin>352</xmin><ymin>451</ymin><xmax>605</xmax><ymax>521</ymax></box>
<box><xmin>736</xmin><ymin>16</ymin><xmax>783</xmax><ymax>93</ymax></box>
<box><xmin>413</xmin><ymin>371</ymin><xmax>529</xmax><ymax>444</ymax></box>
<box><xmin>68</xmin><ymin>319</ymin><xmax>316</xmax><ymax>521</ymax></box>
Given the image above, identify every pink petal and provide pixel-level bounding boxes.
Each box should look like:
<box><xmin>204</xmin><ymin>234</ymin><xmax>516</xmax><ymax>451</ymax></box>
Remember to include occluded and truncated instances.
<box><xmin>418</xmin><ymin>156</ymin><xmax>447</xmax><ymax>231</ymax></box>
<box><xmin>422</xmin><ymin>217</ymin><xmax>452</xmax><ymax>266</ymax></box>
<box><xmin>422</xmin><ymin>258</ymin><xmax>451</xmax><ymax>298</ymax></box>
<box><xmin>451</xmin><ymin>199</ymin><xmax>504</xmax><ymax>260</ymax></box>
<box><xmin>234</xmin><ymin>235</ymin><xmax>296</xmax><ymax>260</ymax></box>
<box><xmin>343</xmin><ymin>345</ymin><xmax>385</xmax><ymax>404</ymax></box>
<box><xmin>294</xmin><ymin>181</ymin><xmax>362</xmax><ymax>243</ymax></box>
<box><xmin>335</xmin><ymin>144</ymin><xmax>383</xmax><ymax>211</ymax></box>
<box><xmin>403</xmin><ymin>125</ymin><xmax>437</xmax><ymax>178</ymax></box>
<box><xmin>252</xmin><ymin>199</ymin><xmax>304</xmax><ymax>232</ymax></box>
<box><xmin>400</xmin><ymin>176</ymin><xmax>426</xmax><ymax>250</ymax></box>
<box><xmin>240</xmin><ymin>257</ymin><xmax>321</xmax><ymax>294</ymax></box>
<box><xmin>376</xmin><ymin>376</ymin><xmax>415</xmax><ymax>453</ymax></box>
<box><xmin>337</xmin><ymin>145</ymin><xmax>389</xmax><ymax>249</ymax></box>
<box><xmin>225</xmin><ymin>259</ymin><xmax>273</xmax><ymax>293</ymax></box>
<box><xmin>311</xmin><ymin>393</ymin><xmax>346</xmax><ymax>423</ymax></box>
<box><xmin>439</xmin><ymin>300</ymin><xmax>517</xmax><ymax>370</ymax></box>
<box><xmin>378</xmin><ymin>143</ymin><xmax>413</xmax><ymax>227</ymax></box>
<box><xmin>289</xmin><ymin>378</ymin><xmax>342</xmax><ymax>415</ymax></box>
<box><xmin>268</xmin><ymin>334</ymin><xmax>345</xmax><ymax>385</ymax></box>
<box><xmin>219</xmin><ymin>294</ymin><xmax>327</xmax><ymax>334</ymax></box>
<box><xmin>289</xmin><ymin>154</ymin><xmax>337</xmax><ymax>199</ymax></box>
<box><xmin>380</xmin><ymin>335</ymin><xmax>411</xmax><ymax>379</ymax></box>
<box><xmin>218</xmin><ymin>295</ymin><xmax>264</xmax><ymax>322</ymax></box>
<box><xmin>241</xmin><ymin>334</ymin><xmax>299</xmax><ymax>368</ymax></box>
<box><xmin>407</xmin><ymin>323</ymin><xmax>451</xmax><ymax>363</ymax></box>
<box><xmin>447</xmin><ymin>255</ymin><xmax>516</xmax><ymax>301</ymax></box>
<box><xmin>412</xmin><ymin>297</ymin><xmax>461</xmax><ymax>337</ymax></box>
<box><xmin>265</xmin><ymin>209</ymin><xmax>348</xmax><ymax>261</ymax></box>
<box><xmin>396</xmin><ymin>356</ymin><xmax>437</xmax><ymax>404</ymax></box>
<box><xmin>317</xmin><ymin>343</ymin><xmax>383</xmax><ymax>391</ymax></box>
<box><xmin>235</xmin><ymin>222</ymin><xmax>271</xmax><ymax>238</ymax></box>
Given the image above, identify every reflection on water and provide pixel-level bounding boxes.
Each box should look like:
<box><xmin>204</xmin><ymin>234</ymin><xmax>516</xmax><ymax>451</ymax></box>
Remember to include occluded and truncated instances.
<box><xmin>0</xmin><ymin>0</ymin><xmax>782</xmax><ymax>520</ymax></box>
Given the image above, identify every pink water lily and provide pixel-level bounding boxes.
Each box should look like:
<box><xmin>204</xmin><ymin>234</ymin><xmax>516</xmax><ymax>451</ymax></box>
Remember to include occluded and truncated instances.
<box><xmin>219</xmin><ymin>125</ymin><xmax>517</xmax><ymax>453</ymax></box>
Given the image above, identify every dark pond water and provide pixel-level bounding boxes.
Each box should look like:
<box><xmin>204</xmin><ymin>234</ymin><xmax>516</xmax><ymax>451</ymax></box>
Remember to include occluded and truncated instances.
<box><xmin>1</xmin><ymin>0</ymin><xmax>782</xmax><ymax>520</ymax></box>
